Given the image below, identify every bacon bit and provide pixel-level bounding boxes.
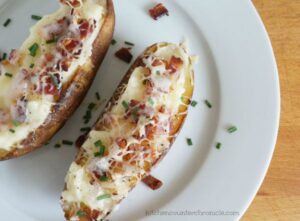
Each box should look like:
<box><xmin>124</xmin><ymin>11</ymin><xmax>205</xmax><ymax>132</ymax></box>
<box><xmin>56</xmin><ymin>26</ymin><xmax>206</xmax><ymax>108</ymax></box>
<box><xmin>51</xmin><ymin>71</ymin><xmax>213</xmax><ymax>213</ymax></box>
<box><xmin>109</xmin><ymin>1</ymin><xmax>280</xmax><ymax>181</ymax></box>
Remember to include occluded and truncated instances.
<box><xmin>149</xmin><ymin>3</ymin><xmax>169</xmax><ymax>20</ymax></box>
<box><xmin>60</xmin><ymin>38</ymin><xmax>81</xmax><ymax>54</ymax></box>
<box><xmin>60</xmin><ymin>59</ymin><xmax>71</xmax><ymax>72</ymax></box>
<box><xmin>91</xmin><ymin>210</ymin><xmax>100</xmax><ymax>220</ymax></box>
<box><xmin>123</xmin><ymin>153</ymin><xmax>134</xmax><ymax>161</ymax></box>
<box><xmin>132</xmin><ymin>130</ymin><xmax>143</xmax><ymax>140</ymax></box>
<box><xmin>167</xmin><ymin>56</ymin><xmax>183</xmax><ymax>74</ymax></box>
<box><xmin>129</xmin><ymin>99</ymin><xmax>139</xmax><ymax>107</ymax></box>
<box><xmin>116</xmin><ymin>138</ymin><xmax>127</xmax><ymax>149</ymax></box>
<box><xmin>115</xmin><ymin>48</ymin><xmax>133</xmax><ymax>64</ymax></box>
<box><xmin>37</xmin><ymin>73</ymin><xmax>61</xmax><ymax>95</ymax></box>
<box><xmin>159</xmin><ymin>105</ymin><xmax>166</xmax><ymax>113</ymax></box>
<box><xmin>76</xmin><ymin>135</ymin><xmax>86</xmax><ymax>149</ymax></box>
<box><xmin>8</xmin><ymin>49</ymin><xmax>20</xmax><ymax>65</ymax></box>
<box><xmin>78</xmin><ymin>19</ymin><xmax>90</xmax><ymax>39</ymax></box>
<box><xmin>143</xmin><ymin>175</ymin><xmax>163</xmax><ymax>190</ymax></box>
<box><xmin>145</xmin><ymin>123</ymin><xmax>156</xmax><ymax>140</ymax></box>
<box><xmin>143</xmin><ymin>161</ymin><xmax>152</xmax><ymax>172</ymax></box>
<box><xmin>60</xmin><ymin>0</ymin><xmax>82</xmax><ymax>8</ymax></box>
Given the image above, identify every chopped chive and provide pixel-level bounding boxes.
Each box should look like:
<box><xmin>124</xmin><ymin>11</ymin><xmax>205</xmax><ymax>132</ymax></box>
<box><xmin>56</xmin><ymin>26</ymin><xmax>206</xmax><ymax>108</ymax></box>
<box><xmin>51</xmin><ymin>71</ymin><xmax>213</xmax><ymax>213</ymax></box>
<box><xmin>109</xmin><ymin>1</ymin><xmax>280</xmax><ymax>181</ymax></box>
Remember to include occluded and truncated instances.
<box><xmin>227</xmin><ymin>126</ymin><xmax>238</xmax><ymax>133</ymax></box>
<box><xmin>28</xmin><ymin>43</ymin><xmax>39</xmax><ymax>57</ymax></box>
<box><xmin>3</xmin><ymin>18</ymin><xmax>11</xmax><ymax>27</ymax></box>
<box><xmin>83</xmin><ymin>110</ymin><xmax>92</xmax><ymax>123</ymax></box>
<box><xmin>80</xmin><ymin>127</ymin><xmax>91</xmax><ymax>132</ymax></box>
<box><xmin>216</xmin><ymin>142</ymin><xmax>222</xmax><ymax>149</ymax></box>
<box><xmin>5</xmin><ymin>72</ymin><xmax>13</xmax><ymax>78</ymax></box>
<box><xmin>122</xmin><ymin>100</ymin><xmax>129</xmax><ymax>110</ymax></box>
<box><xmin>124</xmin><ymin>41</ymin><xmax>134</xmax><ymax>46</ymax></box>
<box><xmin>156</xmin><ymin>70</ymin><xmax>160</xmax><ymax>75</ymax></box>
<box><xmin>2</xmin><ymin>53</ymin><xmax>7</xmax><ymax>60</ymax></box>
<box><xmin>111</xmin><ymin>39</ymin><xmax>117</xmax><ymax>45</ymax></box>
<box><xmin>99</xmin><ymin>146</ymin><xmax>105</xmax><ymax>156</ymax></box>
<box><xmin>46</xmin><ymin>38</ymin><xmax>58</xmax><ymax>44</ymax></box>
<box><xmin>88</xmin><ymin>102</ymin><xmax>96</xmax><ymax>110</ymax></box>
<box><xmin>204</xmin><ymin>100</ymin><xmax>212</xmax><ymax>108</ymax></box>
<box><xmin>62</xmin><ymin>140</ymin><xmax>73</xmax><ymax>145</ymax></box>
<box><xmin>148</xmin><ymin>97</ymin><xmax>154</xmax><ymax>106</ymax></box>
<box><xmin>186</xmin><ymin>138</ymin><xmax>193</xmax><ymax>146</ymax></box>
<box><xmin>94</xmin><ymin>140</ymin><xmax>103</xmax><ymax>147</ymax></box>
<box><xmin>96</xmin><ymin>194</ymin><xmax>111</xmax><ymax>201</ymax></box>
<box><xmin>95</xmin><ymin>92</ymin><xmax>101</xmax><ymax>101</ymax></box>
<box><xmin>54</xmin><ymin>143</ymin><xmax>61</xmax><ymax>148</ymax></box>
<box><xmin>31</xmin><ymin>15</ymin><xmax>42</xmax><ymax>20</ymax></box>
<box><xmin>9</xmin><ymin>129</ymin><xmax>15</xmax><ymax>133</ymax></box>
<box><xmin>29</xmin><ymin>63</ymin><xmax>35</xmax><ymax>68</ymax></box>
<box><xmin>12</xmin><ymin>120</ymin><xmax>20</xmax><ymax>127</ymax></box>
<box><xmin>100</xmin><ymin>175</ymin><xmax>109</xmax><ymax>182</ymax></box>
<box><xmin>94</xmin><ymin>152</ymin><xmax>101</xmax><ymax>157</ymax></box>
<box><xmin>190</xmin><ymin>100</ymin><xmax>198</xmax><ymax>107</ymax></box>
<box><xmin>76</xmin><ymin>211</ymin><xmax>87</xmax><ymax>217</ymax></box>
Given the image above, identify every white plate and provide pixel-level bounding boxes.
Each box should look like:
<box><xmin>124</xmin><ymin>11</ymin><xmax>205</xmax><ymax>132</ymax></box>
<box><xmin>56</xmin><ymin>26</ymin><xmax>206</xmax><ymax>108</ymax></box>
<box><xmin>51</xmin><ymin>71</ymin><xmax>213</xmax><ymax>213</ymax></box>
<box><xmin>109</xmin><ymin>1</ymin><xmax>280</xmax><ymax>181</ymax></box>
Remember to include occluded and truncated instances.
<box><xmin>0</xmin><ymin>0</ymin><xmax>280</xmax><ymax>220</ymax></box>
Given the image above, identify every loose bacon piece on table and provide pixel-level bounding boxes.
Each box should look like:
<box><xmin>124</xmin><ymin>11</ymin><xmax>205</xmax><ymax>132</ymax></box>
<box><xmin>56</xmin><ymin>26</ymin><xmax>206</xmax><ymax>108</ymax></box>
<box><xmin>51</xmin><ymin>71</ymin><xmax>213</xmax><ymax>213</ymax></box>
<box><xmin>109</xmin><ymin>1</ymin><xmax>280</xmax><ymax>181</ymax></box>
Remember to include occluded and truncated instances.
<box><xmin>149</xmin><ymin>3</ymin><xmax>169</xmax><ymax>20</ymax></box>
<box><xmin>115</xmin><ymin>48</ymin><xmax>133</xmax><ymax>63</ymax></box>
<box><xmin>142</xmin><ymin>175</ymin><xmax>163</xmax><ymax>190</ymax></box>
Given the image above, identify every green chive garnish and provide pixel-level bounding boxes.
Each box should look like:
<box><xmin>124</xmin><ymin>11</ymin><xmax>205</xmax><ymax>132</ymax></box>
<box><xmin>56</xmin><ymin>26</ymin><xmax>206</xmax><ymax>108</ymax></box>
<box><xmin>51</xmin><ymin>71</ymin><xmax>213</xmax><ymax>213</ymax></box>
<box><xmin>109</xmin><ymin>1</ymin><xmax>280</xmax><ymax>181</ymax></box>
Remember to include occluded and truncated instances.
<box><xmin>190</xmin><ymin>100</ymin><xmax>198</xmax><ymax>107</ymax></box>
<box><xmin>29</xmin><ymin>43</ymin><xmax>39</xmax><ymax>57</ymax></box>
<box><xmin>62</xmin><ymin>140</ymin><xmax>73</xmax><ymax>146</ymax></box>
<box><xmin>3</xmin><ymin>18</ymin><xmax>11</xmax><ymax>27</ymax></box>
<box><xmin>83</xmin><ymin>110</ymin><xmax>92</xmax><ymax>124</ymax></box>
<box><xmin>2</xmin><ymin>53</ymin><xmax>7</xmax><ymax>60</ymax></box>
<box><xmin>29</xmin><ymin>63</ymin><xmax>35</xmax><ymax>68</ymax></box>
<box><xmin>94</xmin><ymin>140</ymin><xmax>103</xmax><ymax>147</ymax></box>
<box><xmin>148</xmin><ymin>97</ymin><xmax>154</xmax><ymax>106</ymax></box>
<box><xmin>100</xmin><ymin>175</ymin><xmax>109</xmax><ymax>182</ymax></box>
<box><xmin>216</xmin><ymin>142</ymin><xmax>222</xmax><ymax>149</ymax></box>
<box><xmin>9</xmin><ymin>129</ymin><xmax>15</xmax><ymax>133</ymax></box>
<box><xmin>186</xmin><ymin>138</ymin><xmax>193</xmax><ymax>146</ymax></box>
<box><xmin>54</xmin><ymin>143</ymin><xmax>61</xmax><ymax>149</ymax></box>
<box><xmin>204</xmin><ymin>100</ymin><xmax>212</xmax><ymax>108</ymax></box>
<box><xmin>96</xmin><ymin>194</ymin><xmax>111</xmax><ymax>201</ymax></box>
<box><xmin>31</xmin><ymin>15</ymin><xmax>42</xmax><ymax>20</ymax></box>
<box><xmin>12</xmin><ymin>120</ymin><xmax>20</xmax><ymax>127</ymax></box>
<box><xmin>94</xmin><ymin>152</ymin><xmax>101</xmax><ymax>157</ymax></box>
<box><xmin>46</xmin><ymin>38</ymin><xmax>58</xmax><ymax>44</ymax></box>
<box><xmin>228</xmin><ymin>126</ymin><xmax>238</xmax><ymax>133</ymax></box>
<box><xmin>122</xmin><ymin>101</ymin><xmax>129</xmax><ymax>110</ymax></box>
<box><xmin>88</xmin><ymin>102</ymin><xmax>96</xmax><ymax>110</ymax></box>
<box><xmin>80</xmin><ymin>127</ymin><xmax>91</xmax><ymax>132</ymax></box>
<box><xmin>76</xmin><ymin>211</ymin><xmax>87</xmax><ymax>217</ymax></box>
<box><xmin>95</xmin><ymin>92</ymin><xmax>101</xmax><ymax>100</ymax></box>
<box><xmin>5</xmin><ymin>72</ymin><xmax>13</xmax><ymax>78</ymax></box>
<box><xmin>111</xmin><ymin>39</ymin><xmax>117</xmax><ymax>45</ymax></box>
<box><xmin>156</xmin><ymin>71</ymin><xmax>160</xmax><ymax>75</ymax></box>
<box><xmin>124</xmin><ymin>41</ymin><xmax>134</xmax><ymax>46</ymax></box>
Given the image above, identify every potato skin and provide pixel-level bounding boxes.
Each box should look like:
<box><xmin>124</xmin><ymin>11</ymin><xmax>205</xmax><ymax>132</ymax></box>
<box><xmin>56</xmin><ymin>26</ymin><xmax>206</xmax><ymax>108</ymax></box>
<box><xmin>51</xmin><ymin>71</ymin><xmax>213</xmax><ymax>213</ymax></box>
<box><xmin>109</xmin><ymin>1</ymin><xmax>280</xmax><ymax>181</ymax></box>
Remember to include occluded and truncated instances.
<box><xmin>63</xmin><ymin>42</ymin><xmax>194</xmax><ymax>221</ymax></box>
<box><xmin>0</xmin><ymin>0</ymin><xmax>115</xmax><ymax>161</ymax></box>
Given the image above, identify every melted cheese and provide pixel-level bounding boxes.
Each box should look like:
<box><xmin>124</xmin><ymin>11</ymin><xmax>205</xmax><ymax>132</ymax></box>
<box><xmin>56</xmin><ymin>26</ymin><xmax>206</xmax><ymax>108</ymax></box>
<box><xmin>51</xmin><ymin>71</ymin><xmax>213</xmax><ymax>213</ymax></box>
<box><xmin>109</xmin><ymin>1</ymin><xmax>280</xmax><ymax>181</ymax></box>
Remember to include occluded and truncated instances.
<box><xmin>62</xmin><ymin>42</ymin><xmax>196</xmax><ymax>220</ymax></box>
<box><xmin>0</xmin><ymin>0</ymin><xmax>107</xmax><ymax>151</ymax></box>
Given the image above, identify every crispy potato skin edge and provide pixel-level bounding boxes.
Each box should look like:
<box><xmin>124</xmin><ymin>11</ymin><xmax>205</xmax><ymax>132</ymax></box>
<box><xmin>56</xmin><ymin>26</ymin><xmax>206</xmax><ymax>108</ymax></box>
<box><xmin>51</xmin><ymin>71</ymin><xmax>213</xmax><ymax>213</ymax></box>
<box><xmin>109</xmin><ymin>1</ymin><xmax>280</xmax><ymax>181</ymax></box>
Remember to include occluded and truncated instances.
<box><xmin>0</xmin><ymin>0</ymin><xmax>115</xmax><ymax>161</ymax></box>
<box><xmin>63</xmin><ymin>42</ymin><xmax>195</xmax><ymax>220</ymax></box>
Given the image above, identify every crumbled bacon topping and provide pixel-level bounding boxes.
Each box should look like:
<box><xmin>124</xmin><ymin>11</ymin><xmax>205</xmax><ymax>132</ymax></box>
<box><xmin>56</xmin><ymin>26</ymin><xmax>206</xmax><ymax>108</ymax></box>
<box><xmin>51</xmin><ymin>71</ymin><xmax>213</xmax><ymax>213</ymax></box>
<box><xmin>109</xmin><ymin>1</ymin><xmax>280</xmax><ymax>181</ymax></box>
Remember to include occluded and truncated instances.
<box><xmin>115</xmin><ymin>48</ymin><xmax>133</xmax><ymax>63</ymax></box>
<box><xmin>149</xmin><ymin>3</ymin><xmax>169</xmax><ymax>20</ymax></box>
<box><xmin>167</xmin><ymin>56</ymin><xmax>183</xmax><ymax>74</ymax></box>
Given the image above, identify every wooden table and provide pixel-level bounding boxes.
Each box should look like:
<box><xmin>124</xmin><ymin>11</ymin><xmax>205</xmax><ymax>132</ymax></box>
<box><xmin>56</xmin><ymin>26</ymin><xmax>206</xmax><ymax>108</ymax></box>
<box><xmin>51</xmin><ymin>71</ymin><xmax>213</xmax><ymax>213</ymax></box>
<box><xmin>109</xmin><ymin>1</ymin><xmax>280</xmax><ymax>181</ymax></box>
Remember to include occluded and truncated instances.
<box><xmin>242</xmin><ymin>1</ymin><xmax>300</xmax><ymax>220</ymax></box>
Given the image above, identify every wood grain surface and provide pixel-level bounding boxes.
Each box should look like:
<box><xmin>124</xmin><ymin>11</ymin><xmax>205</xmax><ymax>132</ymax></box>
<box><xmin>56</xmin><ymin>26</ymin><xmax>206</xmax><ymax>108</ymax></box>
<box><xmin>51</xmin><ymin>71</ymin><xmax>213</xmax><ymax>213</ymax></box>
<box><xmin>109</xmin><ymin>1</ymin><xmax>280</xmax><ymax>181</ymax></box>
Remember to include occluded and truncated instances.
<box><xmin>242</xmin><ymin>1</ymin><xmax>300</xmax><ymax>220</ymax></box>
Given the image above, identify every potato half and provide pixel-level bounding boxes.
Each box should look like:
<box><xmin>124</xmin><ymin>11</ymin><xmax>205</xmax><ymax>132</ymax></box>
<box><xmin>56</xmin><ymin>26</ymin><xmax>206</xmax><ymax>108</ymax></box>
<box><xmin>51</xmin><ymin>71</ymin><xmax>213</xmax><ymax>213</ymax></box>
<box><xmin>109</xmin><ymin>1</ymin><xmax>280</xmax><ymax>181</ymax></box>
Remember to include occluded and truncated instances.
<box><xmin>61</xmin><ymin>42</ymin><xmax>196</xmax><ymax>221</ymax></box>
<box><xmin>0</xmin><ymin>0</ymin><xmax>115</xmax><ymax>160</ymax></box>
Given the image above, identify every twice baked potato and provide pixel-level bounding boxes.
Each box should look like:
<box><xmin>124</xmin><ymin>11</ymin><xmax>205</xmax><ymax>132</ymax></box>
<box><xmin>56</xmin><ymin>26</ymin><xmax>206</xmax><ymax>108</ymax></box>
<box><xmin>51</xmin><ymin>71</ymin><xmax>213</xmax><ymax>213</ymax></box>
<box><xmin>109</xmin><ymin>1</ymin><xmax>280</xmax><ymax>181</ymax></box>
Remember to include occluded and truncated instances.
<box><xmin>61</xmin><ymin>42</ymin><xmax>196</xmax><ymax>221</ymax></box>
<box><xmin>0</xmin><ymin>0</ymin><xmax>115</xmax><ymax>160</ymax></box>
